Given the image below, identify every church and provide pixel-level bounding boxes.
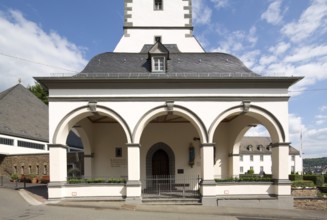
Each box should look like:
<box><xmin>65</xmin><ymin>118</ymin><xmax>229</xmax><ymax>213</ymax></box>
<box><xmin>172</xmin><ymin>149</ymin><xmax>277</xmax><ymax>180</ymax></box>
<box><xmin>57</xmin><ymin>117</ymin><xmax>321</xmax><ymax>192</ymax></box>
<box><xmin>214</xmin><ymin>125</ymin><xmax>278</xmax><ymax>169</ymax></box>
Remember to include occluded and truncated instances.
<box><xmin>36</xmin><ymin>0</ymin><xmax>302</xmax><ymax>208</ymax></box>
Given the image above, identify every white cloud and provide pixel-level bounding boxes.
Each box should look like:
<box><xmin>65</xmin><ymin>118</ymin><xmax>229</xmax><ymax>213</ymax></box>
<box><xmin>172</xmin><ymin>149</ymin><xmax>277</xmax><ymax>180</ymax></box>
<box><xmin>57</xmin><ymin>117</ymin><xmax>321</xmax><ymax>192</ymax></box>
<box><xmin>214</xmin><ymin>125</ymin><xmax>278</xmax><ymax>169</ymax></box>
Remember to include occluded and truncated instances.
<box><xmin>259</xmin><ymin>55</ymin><xmax>277</xmax><ymax>66</ymax></box>
<box><xmin>0</xmin><ymin>10</ymin><xmax>87</xmax><ymax>90</ymax></box>
<box><xmin>320</xmin><ymin>106</ymin><xmax>327</xmax><ymax>112</ymax></box>
<box><xmin>245</xmin><ymin>125</ymin><xmax>269</xmax><ymax>137</ymax></box>
<box><xmin>302</xmin><ymin>127</ymin><xmax>327</xmax><ymax>158</ymax></box>
<box><xmin>268</xmin><ymin>42</ymin><xmax>290</xmax><ymax>55</ymax></box>
<box><xmin>288</xmin><ymin>114</ymin><xmax>327</xmax><ymax>158</ymax></box>
<box><xmin>281</xmin><ymin>0</ymin><xmax>327</xmax><ymax>42</ymax></box>
<box><xmin>315</xmin><ymin>115</ymin><xmax>327</xmax><ymax>125</ymax></box>
<box><xmin>284</xmin><ymin>45</ymin><xmax>327</xmax><ymax>63</ymax></box>
<box><xmin>261</xmin><ymin>0</ymin><xmax>283</xmax><ymax>25</ymax></box>
<box><xmin>193</xmin><ymin>0</ymin><xmax>212</xmax><ymax>25</ymax></box>
<box><xmin>210</xmin><ymin>0</ymin><xmax>229</xmax><ymax>9</ymax></box>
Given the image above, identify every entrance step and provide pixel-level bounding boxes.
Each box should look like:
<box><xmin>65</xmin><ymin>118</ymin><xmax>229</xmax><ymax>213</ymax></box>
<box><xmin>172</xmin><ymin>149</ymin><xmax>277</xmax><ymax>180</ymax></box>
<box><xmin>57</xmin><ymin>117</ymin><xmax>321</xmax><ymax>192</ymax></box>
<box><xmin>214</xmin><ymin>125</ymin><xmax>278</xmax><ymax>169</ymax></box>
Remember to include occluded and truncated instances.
<box><xmin>142</xmin><ymin>198</ymin><xmax>201</xmax><ymax>205</ymax></box>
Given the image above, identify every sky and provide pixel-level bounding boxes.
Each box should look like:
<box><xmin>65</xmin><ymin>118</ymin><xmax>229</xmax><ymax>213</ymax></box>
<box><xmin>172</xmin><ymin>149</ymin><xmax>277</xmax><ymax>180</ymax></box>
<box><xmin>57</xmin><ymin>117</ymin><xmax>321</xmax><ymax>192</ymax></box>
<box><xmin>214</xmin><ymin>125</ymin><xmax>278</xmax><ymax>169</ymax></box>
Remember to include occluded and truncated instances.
<box><xmin>0</xmin><ymin>0</ymin><xmax>326</xmax><ymax>158</ymax></box>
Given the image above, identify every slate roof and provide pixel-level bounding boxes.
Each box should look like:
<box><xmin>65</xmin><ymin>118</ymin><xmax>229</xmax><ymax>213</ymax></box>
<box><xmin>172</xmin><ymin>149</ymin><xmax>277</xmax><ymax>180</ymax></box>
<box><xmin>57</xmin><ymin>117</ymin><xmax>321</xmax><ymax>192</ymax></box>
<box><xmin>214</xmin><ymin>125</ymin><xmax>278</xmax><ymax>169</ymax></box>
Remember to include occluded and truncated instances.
<box><xmin>77</xmin><ymin>44</ymin><xmax>259</xmax><ymax>78</ymax></box>
<box><xmin>0</xmin><ymin>84</ymin><xmax>48</xmax><ymax>142</ymax></box>
<box><xmin>240</xmin><ymin>136</ymin><xmax>300</xmax><ymax>155</ymax></box>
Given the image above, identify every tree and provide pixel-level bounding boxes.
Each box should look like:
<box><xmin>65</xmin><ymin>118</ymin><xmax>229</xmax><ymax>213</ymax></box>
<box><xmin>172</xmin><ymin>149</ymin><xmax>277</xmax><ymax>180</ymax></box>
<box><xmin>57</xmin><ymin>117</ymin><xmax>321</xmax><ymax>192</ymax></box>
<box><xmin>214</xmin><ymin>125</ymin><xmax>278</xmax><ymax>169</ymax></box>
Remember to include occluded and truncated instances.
<box><xmin>28</xmin><ymin>82</ymin><xmax>48</xmax><ymax>105</ymax></box>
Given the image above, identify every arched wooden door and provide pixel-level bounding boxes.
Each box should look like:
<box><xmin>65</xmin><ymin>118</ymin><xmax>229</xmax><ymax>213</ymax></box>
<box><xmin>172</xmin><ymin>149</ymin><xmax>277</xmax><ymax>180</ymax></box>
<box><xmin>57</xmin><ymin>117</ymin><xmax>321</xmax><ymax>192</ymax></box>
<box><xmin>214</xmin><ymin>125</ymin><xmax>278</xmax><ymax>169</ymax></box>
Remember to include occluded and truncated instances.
<box><xmin>152</xmin><ymin>149</ymin><xmax>170</xmax><ymax>176</ymax></box>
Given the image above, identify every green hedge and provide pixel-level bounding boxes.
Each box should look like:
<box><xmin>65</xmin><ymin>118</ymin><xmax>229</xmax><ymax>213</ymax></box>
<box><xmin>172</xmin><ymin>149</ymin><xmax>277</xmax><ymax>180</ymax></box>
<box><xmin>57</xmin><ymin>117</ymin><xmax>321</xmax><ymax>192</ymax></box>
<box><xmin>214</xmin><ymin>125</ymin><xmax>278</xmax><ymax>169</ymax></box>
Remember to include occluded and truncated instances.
<box><xmin>68</xmin><ymin>178</ymin><xmax>126</xmax><ymax>184</ymax></box>
<box><xmin>303</xmin><ymin>175</ymin><xmax>325</xmax><ymax>186</ymax></box>
<box><xmin>215</xmin><ymin>175</ymin><xmax>272</xmax><ymax>183</ymax></box>
<box><xmin>289</xmin><ymin>174</ymin><xmax>303</xmax><ymax>181</ymax></box>
<box><xmin>292</xmin><ymin>180</ymin><xmax>315</xmax><ymax>188</ymax></box>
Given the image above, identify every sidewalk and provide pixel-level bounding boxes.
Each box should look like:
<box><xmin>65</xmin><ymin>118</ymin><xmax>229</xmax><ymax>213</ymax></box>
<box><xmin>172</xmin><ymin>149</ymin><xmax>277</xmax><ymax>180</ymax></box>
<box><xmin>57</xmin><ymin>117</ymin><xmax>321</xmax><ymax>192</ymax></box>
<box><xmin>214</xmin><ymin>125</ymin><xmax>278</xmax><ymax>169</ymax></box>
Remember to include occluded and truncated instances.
<box><xmin>17</xmin><ymin>185</ymin><xmax>327</xmax><ymax>220</ymax></box>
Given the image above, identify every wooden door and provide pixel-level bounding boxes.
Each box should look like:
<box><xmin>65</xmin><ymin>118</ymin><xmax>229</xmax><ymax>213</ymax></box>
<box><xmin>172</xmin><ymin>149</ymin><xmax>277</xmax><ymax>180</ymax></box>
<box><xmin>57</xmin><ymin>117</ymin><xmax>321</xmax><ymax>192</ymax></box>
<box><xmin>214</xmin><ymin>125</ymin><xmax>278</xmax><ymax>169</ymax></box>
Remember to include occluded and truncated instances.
<box><xmin>152</xmin><ymin>149</ymin><xmax>169</xmax><ymax>176</ymax></box>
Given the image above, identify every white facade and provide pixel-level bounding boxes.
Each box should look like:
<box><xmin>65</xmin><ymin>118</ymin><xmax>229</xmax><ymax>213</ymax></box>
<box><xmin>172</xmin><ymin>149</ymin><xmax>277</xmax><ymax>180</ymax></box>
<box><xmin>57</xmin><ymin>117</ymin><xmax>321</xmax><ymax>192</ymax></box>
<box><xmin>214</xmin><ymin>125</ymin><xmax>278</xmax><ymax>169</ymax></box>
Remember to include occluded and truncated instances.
<box><xmin>0</xmin><ymin>134</ymin><xmax>48</xmax><ymax>155</ymax></box>
<box><xmin>36</xmin><ymin>0</ymin><xmax>302</xmax><ymax>208</ymax></box>
<box><xmin>239</xmin><ymin>154</ymin><xmax>303</xmax><ymax>176</ymax></box>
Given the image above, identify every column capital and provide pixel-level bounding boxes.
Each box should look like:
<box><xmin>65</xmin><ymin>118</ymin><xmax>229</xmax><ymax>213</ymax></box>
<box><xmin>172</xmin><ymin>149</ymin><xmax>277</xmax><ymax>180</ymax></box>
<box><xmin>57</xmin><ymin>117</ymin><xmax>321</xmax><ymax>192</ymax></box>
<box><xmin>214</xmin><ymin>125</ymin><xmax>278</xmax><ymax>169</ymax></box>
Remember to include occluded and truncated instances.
<box><xmin>271</xmin><ymin>142</ymin><xmax>291</xmax><ymax>148</ymax></box>
<box><xmin>84</xmin><ymin>153</ymin><xmax>94</xmax><ymax>158</ymax></box>
<box><xmin>201</xmin><ymin>143</ymin><xmax>216</xmax><ymax>148</ymax></box>
<box><xmin>48</xmin><ymin>144</ymin><xmax>68</xmax><ymax>150</ymax></box>
<box><xmin>228</xmin><ymin>153</ymin><xmax>240</xmax><ymax>157</ymax></box>
<box><xmin>126</xmin><ymin>143</ymin><xmax>141</xmax><ymax>148</ymax></box>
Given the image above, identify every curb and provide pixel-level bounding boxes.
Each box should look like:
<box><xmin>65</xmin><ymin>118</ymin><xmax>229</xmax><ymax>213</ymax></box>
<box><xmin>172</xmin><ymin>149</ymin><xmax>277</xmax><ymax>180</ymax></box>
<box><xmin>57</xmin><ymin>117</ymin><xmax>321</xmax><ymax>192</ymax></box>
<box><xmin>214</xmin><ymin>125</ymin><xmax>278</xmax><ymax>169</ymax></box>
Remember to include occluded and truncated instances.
<box><xmin>18</xmin><ymin>189</ymin><xmax>44</xmax><ymax>206</ymax></box>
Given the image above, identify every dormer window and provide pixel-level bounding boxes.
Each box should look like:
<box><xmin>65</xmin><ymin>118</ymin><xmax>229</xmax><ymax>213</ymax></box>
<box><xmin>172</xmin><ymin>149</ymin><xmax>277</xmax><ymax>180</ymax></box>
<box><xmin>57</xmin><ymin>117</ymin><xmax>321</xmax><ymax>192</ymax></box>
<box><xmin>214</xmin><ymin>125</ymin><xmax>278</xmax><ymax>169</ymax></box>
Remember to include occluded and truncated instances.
<box><xmin>154</xmin><ymin>0</ymin><xmax>163</xmax><ymax>10</ymax></box>
<box><xmin>148</xmin><ymin>40</ymin><xmax>169</xmax><ymax>73</ymax></box>
<box><xmin>152</xmin><ymin>56</ymin><xmax>165</xmax><ymax>72</ymax></box>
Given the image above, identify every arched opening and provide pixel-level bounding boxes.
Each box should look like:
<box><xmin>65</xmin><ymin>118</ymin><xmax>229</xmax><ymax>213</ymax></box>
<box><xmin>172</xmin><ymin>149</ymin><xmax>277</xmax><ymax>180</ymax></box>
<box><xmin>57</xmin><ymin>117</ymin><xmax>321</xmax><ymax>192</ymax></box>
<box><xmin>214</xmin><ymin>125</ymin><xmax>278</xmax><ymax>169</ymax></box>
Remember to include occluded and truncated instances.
<box><xmin>52</xmin><ymin>106</ymin><xmax>131</xmax><ymax>180</ymax></box>
<box><xmin>139</xmin><ymin>108</ymin><xmax>203</xmax><ymax>198</ymax></box>
<box><xmin>209</xmin><ymin>105</ymin><xmax>286</xmax><ymax>179</ymax></box>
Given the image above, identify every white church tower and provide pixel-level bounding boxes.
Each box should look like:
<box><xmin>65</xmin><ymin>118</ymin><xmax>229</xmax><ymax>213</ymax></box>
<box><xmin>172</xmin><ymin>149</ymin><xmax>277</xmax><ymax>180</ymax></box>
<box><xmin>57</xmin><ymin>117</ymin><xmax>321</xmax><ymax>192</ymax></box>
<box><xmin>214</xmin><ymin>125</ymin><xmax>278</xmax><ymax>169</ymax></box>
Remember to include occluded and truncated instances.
<box><xmin>114</xmin><ymin>0</ymin><xmax>204</xmax><ymax>52</ymax></box>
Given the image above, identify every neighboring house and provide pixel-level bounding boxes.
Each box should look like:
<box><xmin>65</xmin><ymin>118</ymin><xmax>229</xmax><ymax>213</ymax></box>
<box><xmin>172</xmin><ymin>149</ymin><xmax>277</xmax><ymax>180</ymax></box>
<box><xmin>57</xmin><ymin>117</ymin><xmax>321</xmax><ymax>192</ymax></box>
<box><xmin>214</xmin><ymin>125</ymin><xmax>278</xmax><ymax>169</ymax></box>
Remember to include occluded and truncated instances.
<box><xmin>0</xmin><ymin>84</ymin><xmax>82</xmax><ymax>178</ymax></box>
<box><xmin>35</xmin><ymin>0</ymin><xmax>302</xmax><ymax>208</ymax></box>
<box><xmin>239</xmin><ymin>137</ymin><xmax>303</xmax><ymax>176</ymax></box>
<box><xmin>0</xmin><ymin>84</ymin><xmax>49</xmax><ymax>177</ymax></box>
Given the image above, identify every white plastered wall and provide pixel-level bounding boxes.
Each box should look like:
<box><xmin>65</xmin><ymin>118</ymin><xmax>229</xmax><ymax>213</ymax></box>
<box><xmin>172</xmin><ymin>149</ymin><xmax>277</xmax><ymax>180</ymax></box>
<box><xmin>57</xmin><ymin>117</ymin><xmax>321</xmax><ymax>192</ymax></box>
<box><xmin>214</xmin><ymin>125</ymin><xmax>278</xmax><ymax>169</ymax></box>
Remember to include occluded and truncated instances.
<box><xmin>114</xmin><ymin>29</ymin><xmax>204</xmax><ymax>53</ymax></box>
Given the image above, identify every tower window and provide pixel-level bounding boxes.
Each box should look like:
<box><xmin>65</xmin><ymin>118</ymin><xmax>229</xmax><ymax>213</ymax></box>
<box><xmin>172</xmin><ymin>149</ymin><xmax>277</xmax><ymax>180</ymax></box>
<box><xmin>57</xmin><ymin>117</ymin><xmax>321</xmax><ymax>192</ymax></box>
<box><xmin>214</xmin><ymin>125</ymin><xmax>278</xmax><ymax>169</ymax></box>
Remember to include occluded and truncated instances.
<box><xmin>154</xmin><ymin>36</ymin><xmax>162</xmax><ymax>43</ymax></box>
<box><xmin>152</xmin><ymin>56</ymin><xmax>165</xmax><ymax>72</ymax></box>
<box><xmin>154</xmin><ymin>0</ymin><xmax>163</xmax><ymax>10</ymax></box>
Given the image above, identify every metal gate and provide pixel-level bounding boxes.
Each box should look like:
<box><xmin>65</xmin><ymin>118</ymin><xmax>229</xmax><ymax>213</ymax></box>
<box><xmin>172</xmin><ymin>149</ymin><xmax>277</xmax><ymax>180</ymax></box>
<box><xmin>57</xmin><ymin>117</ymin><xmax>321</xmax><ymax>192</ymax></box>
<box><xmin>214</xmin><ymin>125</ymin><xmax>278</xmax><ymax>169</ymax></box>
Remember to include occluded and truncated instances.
<box><xmin>141</xmin><ymin>175</ymin><xmax>201</xmax><ymax>198</ymax></box>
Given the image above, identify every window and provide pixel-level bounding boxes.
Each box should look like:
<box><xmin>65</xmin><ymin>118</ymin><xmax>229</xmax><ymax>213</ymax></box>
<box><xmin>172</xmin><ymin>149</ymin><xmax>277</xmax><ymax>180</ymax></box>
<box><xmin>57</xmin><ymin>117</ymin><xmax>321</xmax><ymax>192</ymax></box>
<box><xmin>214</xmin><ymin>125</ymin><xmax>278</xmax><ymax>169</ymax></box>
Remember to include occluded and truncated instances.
<box><xmin>43</xmin><ymin>164</ymin><xmax>48</xmax><ymax>175</ymax></box>
<box><xmin>250</xmin><ymin>155</ymin><xmax>253</xmax><ymax>161</ymax></box>
<box><xmin>260</xmin><ymin>155</ymin><xmax>264</xmax><ymax>162</ymax></box>
<box><xmin>154</xmin><ymin>36</ymin><xmax>162</xmax><ymax>43</ymax></box>
<box><xmin>21</xmin><ymin>166</ymin><xmax>24</xmax><ymax>175</ymax></box>
<box><xmin>240</xmin><ymin>155</ymin><xmax>243</xmax><ymax>162</ymax></box>
<box><xmin>36</xmin><ymin>165</ymin><xmax>39</xmax><ymax>175</ymax></box>
<box><xmin>115</xmin><ymin>147</ymin><xmax>122</xmax><ymax>158</ymax></box>
<box><xmin>154</xmin><ymin>0</ymin><xmax>163</xmax><ymax>10</ymax></box>
<box><xmin>152</xmin><ymin>57</ymin><xmax>165</xmax><ymax>72</ymax></box>
<box><xmin>291</xmin><ymin>155</ymin><xmax>295</xmax><ymax>161</ymax></box>
<box><xmin>18</xmin><ymin>140</ymin><xmax>45</xmax><ymax>150</ymax></box>
<box><xmin>0</xmin><ymin>137</ymin><xmax>14</xmax><ymax>146</ymax></box>
<box><xmin>28</xmin><ymin>165</ymin><xmax>32</xmax><ymax>174</ymax></box>
<box><xmin>240</xmin><ymin>167</ymin><xmax>244</xmax><ymax>173</ymax></box>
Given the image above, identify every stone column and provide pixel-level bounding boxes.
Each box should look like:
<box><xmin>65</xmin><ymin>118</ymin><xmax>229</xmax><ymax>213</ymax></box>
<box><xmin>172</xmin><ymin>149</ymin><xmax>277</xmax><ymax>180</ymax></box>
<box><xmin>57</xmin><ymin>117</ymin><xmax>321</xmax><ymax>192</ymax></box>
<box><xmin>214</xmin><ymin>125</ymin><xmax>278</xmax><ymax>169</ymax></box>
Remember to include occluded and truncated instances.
<box><xmin>271</xmin><ymin>142</ymin><xmax>293</xmax><ymax>209</ymax></box>
<box><xmin>201</xmin><ymin>143</ymin><xmax>216</xmax><ymax>206</ymax></box>
<box><xmin>229</xmin><ymin>154</ymin><xmax>240</xmax><ymax>178</ymax></box>
<box><xmin>48</xmin><ymin>144</ymin><xmax>67</xmax><ymax>199</ymax></box>
<box><xmin>126</xmin><ymin>143</ymin><xmax>142</xmax><ymax>203</ymax></box>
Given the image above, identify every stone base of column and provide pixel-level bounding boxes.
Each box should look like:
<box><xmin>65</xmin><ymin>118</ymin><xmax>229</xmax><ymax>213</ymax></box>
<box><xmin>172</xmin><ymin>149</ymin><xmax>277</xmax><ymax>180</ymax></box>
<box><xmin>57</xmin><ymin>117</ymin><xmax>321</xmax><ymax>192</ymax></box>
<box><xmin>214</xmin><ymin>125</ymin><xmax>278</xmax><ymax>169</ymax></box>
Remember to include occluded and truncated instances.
<box><xmin>201</xmin><ymin>180</ymin><xmax>217</xmax><ymax>206</ymax></box>
<box><xmin>273</xmin><ymin>179</ymin><xmax>292</xmax><ymax>196</ymax></box>
<box><xmin>48</xmin><ymin>181</ymin><xmax>66</xmax><ymax>199</ymax></box>
<box><xmin>126</xmin><ymin>180</ymin><xmax>142</xmax><ymax>204</ymax></box>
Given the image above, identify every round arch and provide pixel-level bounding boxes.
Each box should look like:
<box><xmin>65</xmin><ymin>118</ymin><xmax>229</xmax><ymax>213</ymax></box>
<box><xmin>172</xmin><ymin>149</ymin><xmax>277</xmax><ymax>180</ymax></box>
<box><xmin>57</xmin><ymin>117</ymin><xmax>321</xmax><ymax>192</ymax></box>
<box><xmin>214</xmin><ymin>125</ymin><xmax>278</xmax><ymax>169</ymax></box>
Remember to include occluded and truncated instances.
<box><xmin>133</xmin><ymin>105</ymin><xmax>208</xmax><ymax>143</ymax></box>
<box><xmin>208</xmin><ymin>104</ymin><xmax>286</xmax><ymax>144</ymax></box>
<box><xmin>52</xmin><ymin>105</ymin><xmax>132</xmax><ymax>145</ymax></box>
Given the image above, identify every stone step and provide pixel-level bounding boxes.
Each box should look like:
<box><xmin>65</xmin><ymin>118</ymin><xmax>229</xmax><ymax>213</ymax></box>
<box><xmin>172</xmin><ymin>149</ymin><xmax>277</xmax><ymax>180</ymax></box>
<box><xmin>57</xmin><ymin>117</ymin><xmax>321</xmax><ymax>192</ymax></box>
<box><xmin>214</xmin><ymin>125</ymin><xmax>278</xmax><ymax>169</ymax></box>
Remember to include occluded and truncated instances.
<box><xmin>142</xmin><ymin>198</ymin><xmax>201</xmax><ymax>205</ymax></box>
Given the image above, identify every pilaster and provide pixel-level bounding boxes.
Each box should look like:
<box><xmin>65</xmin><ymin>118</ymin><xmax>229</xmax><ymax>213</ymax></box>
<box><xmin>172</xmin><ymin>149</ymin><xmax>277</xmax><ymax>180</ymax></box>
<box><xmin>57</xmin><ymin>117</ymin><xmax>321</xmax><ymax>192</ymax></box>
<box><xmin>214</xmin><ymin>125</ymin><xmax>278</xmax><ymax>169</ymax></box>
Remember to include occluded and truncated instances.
<box><xmin>201</xmin><ymin>143</ymin><xmax>217</xmax><ymax>206</ymax></box>
<box><xmin>271</xmin><ymin>143</ymin><xmax>292</xmax><ymax>196</ymax></box>
<box><xmin>126</xmin><ymin>143</ymin><xmax>142</xmax><ymax>203</ymax></box>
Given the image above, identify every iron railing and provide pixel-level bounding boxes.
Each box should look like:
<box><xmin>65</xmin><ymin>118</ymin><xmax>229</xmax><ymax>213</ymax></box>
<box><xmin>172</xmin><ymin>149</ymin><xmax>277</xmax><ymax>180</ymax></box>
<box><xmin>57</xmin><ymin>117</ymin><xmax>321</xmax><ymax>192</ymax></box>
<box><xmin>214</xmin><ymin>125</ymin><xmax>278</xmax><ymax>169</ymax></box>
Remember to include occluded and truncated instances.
<box><xmin>142</xmin><ymin>175</ymin><xmax>201</xmax><ymax>198</ymax></box>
